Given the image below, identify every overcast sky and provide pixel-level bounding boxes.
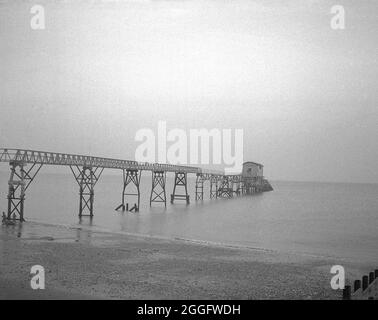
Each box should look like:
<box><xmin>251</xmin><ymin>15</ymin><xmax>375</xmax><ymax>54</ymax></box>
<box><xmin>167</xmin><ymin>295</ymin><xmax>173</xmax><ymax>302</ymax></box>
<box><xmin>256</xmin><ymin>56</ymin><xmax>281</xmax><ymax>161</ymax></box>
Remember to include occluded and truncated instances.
<box><xmin>0</xmin><ymin>0</ymin><xmax>377</xmax><ymax>183</ymax></box>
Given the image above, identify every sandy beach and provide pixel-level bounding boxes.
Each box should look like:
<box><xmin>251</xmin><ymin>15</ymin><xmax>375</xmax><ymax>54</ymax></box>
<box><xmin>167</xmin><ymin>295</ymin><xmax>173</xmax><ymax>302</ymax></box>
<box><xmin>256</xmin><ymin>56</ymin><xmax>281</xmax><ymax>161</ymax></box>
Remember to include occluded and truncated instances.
<box><xmin>0</xmin><ymin>221</ymin><xmax>371</xmax><ymax>300</ymax></box>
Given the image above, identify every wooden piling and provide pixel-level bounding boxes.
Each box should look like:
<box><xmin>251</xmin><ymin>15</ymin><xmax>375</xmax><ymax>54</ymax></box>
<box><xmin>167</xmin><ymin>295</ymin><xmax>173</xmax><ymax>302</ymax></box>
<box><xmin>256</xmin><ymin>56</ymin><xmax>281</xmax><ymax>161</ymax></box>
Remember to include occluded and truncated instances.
<box><xmin>354</xmin><ymin>279</ymin><xmax>361</xmax><ymax>292</ymax></box>
<box><xmin>342</xmin><ymin>285</ymin><xmax>351</xmax><ymax>300</ymax></box>
<box><xmin>362</xmin><ymin>275</ymin><xmax>369</xmax><ymax>291</ymax></box>
<box><xmin>369</xmin><ymin>272</ymin><xmax>375</xmax><ymax>284</ymax></box>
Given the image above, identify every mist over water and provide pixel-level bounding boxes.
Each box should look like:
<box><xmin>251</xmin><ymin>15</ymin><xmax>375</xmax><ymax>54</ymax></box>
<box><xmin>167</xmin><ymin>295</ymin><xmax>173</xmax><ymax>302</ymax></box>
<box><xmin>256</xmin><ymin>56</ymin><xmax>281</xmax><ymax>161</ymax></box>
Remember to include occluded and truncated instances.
<box><xmin>0</xmin><ymin>171</ymin><xmax>377</xmax><ymax>265</ymax></box>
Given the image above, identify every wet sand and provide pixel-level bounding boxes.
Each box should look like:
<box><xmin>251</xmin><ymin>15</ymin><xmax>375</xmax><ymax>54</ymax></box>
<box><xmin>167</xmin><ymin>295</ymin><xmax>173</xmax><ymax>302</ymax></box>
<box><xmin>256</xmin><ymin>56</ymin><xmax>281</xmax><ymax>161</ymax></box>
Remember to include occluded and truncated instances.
<box><xmin>0</xmin><ymin>222</ymin><xmax>370</xmax><ymax>300</ymax></box>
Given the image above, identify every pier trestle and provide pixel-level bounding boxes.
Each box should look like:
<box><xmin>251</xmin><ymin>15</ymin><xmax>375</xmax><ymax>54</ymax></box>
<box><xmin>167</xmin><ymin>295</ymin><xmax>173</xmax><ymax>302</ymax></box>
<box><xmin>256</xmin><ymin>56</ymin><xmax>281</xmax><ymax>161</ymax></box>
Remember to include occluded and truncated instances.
<box><xmin>195</xmin><ymin>173</ymin><xmax>211</xmax><ymax>201</ymax></box>
<box><xmin>171</xmin><ymin>172</ymin><xmax>189</xmax><ymax>204</ymax></box>
<box><xmin>217</xmin><ymin>176</ymin><xmax>233</xmax><ymax>198</ymax></box>
<box><xmin>231</xmin><ymin>175</ymin><xmax>242</xmax><ymax>196</ymax></box>
<box><xmin>195</xmin><ymin>173</ymin><xmax>204</xmax><ymax>200</ymax></box>
<box><xmin>115</xmin><ymin>169</ymin><xmax>141</xmax><ymax>212</ymax></box>
<box><xmin>244</xmin><ymin>178</ymin><xmax>252</xmax><ymax>195</ymax></box>
<box><xmin>240</xmin><ymin>180</ymin><xmax>246</xmax><ymax>195</ymax></box>
<box><xmin>210</xmin><ymin>175</ymin><xmax>219</xmax><ymax>199</ymax></box>
<box><xmin>150</xmin><ymin>171</ymin><xmax>166</xmax><ymax>206</ymax></box>
<box><xmin>70</xmin><ymin>165</ymin><xmax>104</xmax><ymax>217</ymax></box>
<box><xmin>5</xmin><ymin>161</ymin><xmax>42</xmax><ymax>222</ymax></box>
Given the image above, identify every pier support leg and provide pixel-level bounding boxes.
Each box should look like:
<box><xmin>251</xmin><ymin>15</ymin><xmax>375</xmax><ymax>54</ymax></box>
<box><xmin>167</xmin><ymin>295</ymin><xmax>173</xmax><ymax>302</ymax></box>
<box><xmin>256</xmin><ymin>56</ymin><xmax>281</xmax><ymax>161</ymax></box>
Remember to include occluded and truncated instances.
<box><xmin>256</xmin><ymin>177</ymin><xmax>263</xmax><ymax>193</ymax></box>
<box><xmin>233</xmin><ymin>176</ymin><xmax>242</xmax><ymax>196</ymax></box>
<box><xmin>70</xmin><ymin>166</ymin><xmax>103</xmax><ymax>218</ymax></box>
<box><xmin>5</xmin><ymin>161</ymin><xmax>42</xmax><ymax>222</ymax></box>
<box><xmin>171</xmin><ymin>172</ymin><xmax>189</xmax><ymax>204</ymax></box>
<box><xmin>195</xmin><ymin>173</ymin><xmax>204</xmax><ymax>201</ymax></box>
<box><xmin>217</xmin><ymin>176</ymin><xmax>232</xmax><ymax>198</ymax></box>
<box><xmin>228</xmin><ymin>177</ymin><xmax>234</xmax><ymax>198</ymax></box>
<box><xmin>210</xmin><ymin>175</ymin><xmax>218</xmax><ymax>199</ymax></box>
<box><xmin>231</xmin><ymin>179</ymin><xmax>236</xmax><ymax>196</ymax></box>
<box><xmin>244</xmin><ymin>179</ymin><xmax>252</xmax><ymax>195</ymax></box>
<box><xmin>115</xmin><ymin>169</ymin><xmax>141</xmax><ymax>212</ymax></box>
<box><xmin>240</xmin><ymin>180</ymin><xmax>246</xmax><ymax>195</ymax></box>
<box><xmin>150</xmin><ymin>171</ymin><xmax>166</xmax><ymax>206</ymax></box>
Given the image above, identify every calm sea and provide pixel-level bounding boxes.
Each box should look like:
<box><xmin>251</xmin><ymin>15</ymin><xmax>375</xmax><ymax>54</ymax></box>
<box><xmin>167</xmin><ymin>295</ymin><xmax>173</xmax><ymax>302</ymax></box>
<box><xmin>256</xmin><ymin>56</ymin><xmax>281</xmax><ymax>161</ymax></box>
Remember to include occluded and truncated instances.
<box><xmin>1</xmin><ymin>170</ymin><xmax>377</xmax><ymax>265</ymax></box>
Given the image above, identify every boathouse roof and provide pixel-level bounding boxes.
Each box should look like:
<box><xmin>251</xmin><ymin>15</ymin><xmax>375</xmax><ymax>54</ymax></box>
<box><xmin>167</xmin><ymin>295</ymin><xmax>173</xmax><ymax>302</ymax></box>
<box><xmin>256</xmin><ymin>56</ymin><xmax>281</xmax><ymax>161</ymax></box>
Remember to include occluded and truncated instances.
<box><xmin>243</xmin><ymin>161</ymin><xmax>264</xmax><ymax>167</ymax></box>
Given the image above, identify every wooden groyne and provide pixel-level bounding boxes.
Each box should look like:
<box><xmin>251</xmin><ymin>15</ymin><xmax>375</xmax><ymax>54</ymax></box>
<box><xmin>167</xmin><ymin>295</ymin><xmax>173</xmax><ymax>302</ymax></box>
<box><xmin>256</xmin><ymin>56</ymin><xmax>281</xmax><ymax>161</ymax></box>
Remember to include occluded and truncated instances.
<box><xmin>342</xmin><ymin>269</ymin><xmax>378</xmax><ymax>300</ymax></box>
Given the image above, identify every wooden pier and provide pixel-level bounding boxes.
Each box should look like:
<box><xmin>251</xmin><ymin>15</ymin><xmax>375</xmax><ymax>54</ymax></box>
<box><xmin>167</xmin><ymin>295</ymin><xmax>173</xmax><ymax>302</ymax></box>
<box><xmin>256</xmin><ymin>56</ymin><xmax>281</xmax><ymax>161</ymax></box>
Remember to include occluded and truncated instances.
<box><xmin>0</xmin><ymin>148</ymin><xmax>272</xmax><ymax>222</ymax></box>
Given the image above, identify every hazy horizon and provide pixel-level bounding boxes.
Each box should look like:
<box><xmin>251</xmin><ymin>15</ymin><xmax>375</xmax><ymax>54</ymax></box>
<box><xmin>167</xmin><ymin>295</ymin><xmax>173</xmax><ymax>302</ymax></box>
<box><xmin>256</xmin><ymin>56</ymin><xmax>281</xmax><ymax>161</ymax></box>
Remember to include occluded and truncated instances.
<box><xmin>1</xmin><ymin>0</ymin><xmax>377</xmax><ymax>183</ymax></box>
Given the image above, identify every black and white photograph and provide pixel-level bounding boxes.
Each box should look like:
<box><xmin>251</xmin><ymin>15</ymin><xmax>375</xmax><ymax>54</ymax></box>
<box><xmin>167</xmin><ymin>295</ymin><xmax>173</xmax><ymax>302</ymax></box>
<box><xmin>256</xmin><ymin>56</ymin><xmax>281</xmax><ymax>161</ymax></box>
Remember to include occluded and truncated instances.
<box><xmin>0</xmin><ymin>0</ymin><xmax>377</xmax><ymax>308</ymax></box>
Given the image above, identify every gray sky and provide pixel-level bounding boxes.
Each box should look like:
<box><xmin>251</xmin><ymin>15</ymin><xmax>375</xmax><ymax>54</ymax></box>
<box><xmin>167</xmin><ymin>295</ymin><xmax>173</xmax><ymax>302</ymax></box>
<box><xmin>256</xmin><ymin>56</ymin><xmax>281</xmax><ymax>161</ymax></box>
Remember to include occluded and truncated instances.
<box><xmin>0</xmin><ymin>0</ymin><xmax>377</xmax><ymax>183</ymax></box>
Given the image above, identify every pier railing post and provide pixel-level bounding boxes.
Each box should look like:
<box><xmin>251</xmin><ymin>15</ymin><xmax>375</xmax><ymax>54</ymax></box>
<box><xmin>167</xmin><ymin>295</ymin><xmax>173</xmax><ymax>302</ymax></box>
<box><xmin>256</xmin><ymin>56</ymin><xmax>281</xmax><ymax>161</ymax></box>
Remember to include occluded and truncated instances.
<box><xmin>150</xmin><ymin>170</ymin><xmax>166</xmax><ymax>207</ymax></box>
<box><xmin>70</xmin><ymin>165</ymin><xmax>103</xmax><ymax>218</ymax></box>
<box><xmin>115</xmin><ymin>169</ymin><xmax>141</xmax><ymax>212</ymax></box>
<box><xmin>171</xmin><ymin>172</ymin><xmax>189</xmax><ymax>204</ymax></box>
<box><xmin>6</xmin><ymin>160</ymin><xmax>42</xmax><ymax>222</ymax></box>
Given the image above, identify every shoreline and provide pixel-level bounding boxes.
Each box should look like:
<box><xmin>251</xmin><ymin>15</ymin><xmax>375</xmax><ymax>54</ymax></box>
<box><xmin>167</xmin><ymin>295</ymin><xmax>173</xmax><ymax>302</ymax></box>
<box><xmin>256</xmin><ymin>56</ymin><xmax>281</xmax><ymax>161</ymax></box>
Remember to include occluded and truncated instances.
<box><xmin>0</xmin><ymin>221</ymin><xmax>372</xmax><ymax>300</ymax></box>
<box><xmin>25</xmin><ymin>218</ymin><xmax>374</xmax><ymax>265</ymax></box>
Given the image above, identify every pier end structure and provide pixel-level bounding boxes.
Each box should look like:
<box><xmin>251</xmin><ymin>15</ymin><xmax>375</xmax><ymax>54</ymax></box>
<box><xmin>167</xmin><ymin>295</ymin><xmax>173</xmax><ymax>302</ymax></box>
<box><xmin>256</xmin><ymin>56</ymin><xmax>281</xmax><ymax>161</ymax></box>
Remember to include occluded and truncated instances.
<box><xmin>241</xmin><ymin>161</ymin><xmax>273</xmax><ymax>194</ymax></box>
